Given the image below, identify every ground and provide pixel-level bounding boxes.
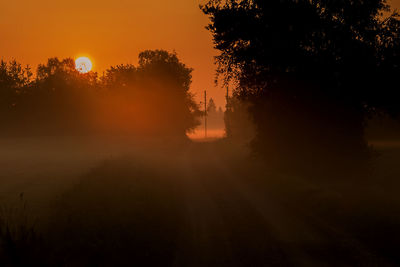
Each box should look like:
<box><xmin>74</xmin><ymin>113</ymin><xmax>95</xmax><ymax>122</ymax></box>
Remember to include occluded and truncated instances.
<box><xmin>0</xmin><ymin>137</ymin><xmax>399</xmax><ymax>266</ymax></box>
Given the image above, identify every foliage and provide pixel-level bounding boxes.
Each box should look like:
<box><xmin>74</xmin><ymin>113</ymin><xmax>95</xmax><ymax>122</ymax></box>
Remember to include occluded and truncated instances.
<box><xmin>0</xmin><ymin>195</ymin><xmax>41</xmax><ymax>265</ymax></box>
<box><xmin>100</xmin><ymin>50</ymin><xmax>201</xmax><ymax>136</ymax></box>
<box><xmin>0</xmin><ymin>50</ymin><xmax>200</xmax><ymax>138</ymax></box>
<box><xmin>207</xmin><ymin>98</ymin><xmax>217</xmax><ymax>114</ymax></box>
<box><xmin>0</xmin><ymin>60</ymin><xmax>32</xmax><ymax>128</ymax></box>
<box><xmin>202</xmin><ymin>0</ymin><xmax>400</xmax><ymax>169</ymax></box>
<box><xmin>224</xmin><ymin>94</ymin><xmax>255</xmax><ymax>142</ymax></box>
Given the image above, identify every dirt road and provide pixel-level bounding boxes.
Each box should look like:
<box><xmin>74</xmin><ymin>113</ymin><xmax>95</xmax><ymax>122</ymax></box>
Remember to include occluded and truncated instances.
<box><xmin>172</xmin><ymin>143</ymin><xmax>394</xmax><ymax>266</ymax></box>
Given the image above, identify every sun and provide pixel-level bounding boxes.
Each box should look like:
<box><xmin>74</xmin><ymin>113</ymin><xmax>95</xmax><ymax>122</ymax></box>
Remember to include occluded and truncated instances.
<box><xmin>75</xmin><ymin>57</ymin><xmax>93</xmax><ymax>73</ymax></box>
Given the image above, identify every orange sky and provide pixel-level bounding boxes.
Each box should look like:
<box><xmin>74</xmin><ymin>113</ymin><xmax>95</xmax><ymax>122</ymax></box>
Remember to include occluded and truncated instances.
<box><xmin>1</xmin><ymin>0</ymin><xmax>399</xmax><ymax>108</ymax></box>
<box><xmin>0</xmin><ymin>0</ymin><xmax>221</xmax><ymax>106</ymax></box>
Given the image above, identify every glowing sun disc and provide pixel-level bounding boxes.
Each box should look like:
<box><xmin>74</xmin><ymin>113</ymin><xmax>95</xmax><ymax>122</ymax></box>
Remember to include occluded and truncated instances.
<box><xmin>75</xmin><ymin>57</ymin><xmax>93</xmax><ymax>73</ymax></box>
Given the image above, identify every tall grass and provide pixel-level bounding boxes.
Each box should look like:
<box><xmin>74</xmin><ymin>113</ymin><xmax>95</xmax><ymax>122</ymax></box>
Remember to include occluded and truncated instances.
<box><xmin>0</xmin><ymin>194</ymin><xmax>41</xmax><ymax>266</ymax></box>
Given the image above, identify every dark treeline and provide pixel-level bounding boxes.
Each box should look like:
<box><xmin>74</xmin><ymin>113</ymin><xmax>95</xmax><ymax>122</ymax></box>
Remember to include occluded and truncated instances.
<box><xmin>203</xmin><ymin>0</ymin><xmax>400</xmax><ymax>172</ymax></box>
<box><xmin>2</xmin><ymin>1</ymin><xmax>400</xmax><ymax>266</ymax></box>
<box><xmin>0</xmin><ymin>50</ymin><xmax>200</xmax><ymax>138</ymax></box>
<box><xmin>225</xmin><ymin>95</ymin><xmax>255</xmax><ymax>142</ymax></box>
<box><xmin>205</xmin><ymin>97</ymin><xmax>224</xmax><ymax>130</ymax></box>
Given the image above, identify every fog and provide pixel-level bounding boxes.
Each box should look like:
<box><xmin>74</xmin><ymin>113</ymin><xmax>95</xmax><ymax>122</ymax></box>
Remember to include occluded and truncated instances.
<box><xmin>0</xmin><ymin>127</ymin><xmax>399</xmax><ymax>265</ymax></box>
<box><xmin>1</xmin><ymin>2</ymin><xmax>400</xmax><ymax>261</ymax></box>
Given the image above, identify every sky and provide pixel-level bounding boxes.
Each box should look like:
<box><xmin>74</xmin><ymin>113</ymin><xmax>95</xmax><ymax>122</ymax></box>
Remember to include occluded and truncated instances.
<box><xmin>0</xmin><ymin>0</ymin><xmax>221</xmax><ymax>106</ymax></box>
<box><xmin>1</xmin><ymin>0</ymin><xmax>400</xmax><ymax>108</ymax></box>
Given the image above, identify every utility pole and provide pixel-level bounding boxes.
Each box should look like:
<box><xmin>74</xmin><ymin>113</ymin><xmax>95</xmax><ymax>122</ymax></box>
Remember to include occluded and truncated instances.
<box><xmin>204</xmin><ymin>90</ymin><xmax>207</xmax><ymax>139</ymax></box>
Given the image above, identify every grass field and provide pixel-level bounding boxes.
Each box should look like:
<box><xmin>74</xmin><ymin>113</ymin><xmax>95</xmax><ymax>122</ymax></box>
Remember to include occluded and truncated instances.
<box><xmin>0</xmin><ymin>137</ymin><xmax>400</xmax><ymax>266</ymax></box>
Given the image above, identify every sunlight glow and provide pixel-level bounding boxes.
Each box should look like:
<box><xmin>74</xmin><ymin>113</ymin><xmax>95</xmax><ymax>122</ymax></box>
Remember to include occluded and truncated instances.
<box><xmin>75</xmin><ymin>57</ymin><xmax>93</xmax><ymax>73</ymax></box>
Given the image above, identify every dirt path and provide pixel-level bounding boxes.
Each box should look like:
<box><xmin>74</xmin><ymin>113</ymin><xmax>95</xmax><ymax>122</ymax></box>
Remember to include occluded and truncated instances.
<box><xmin>172</xmin><ymin>143</ymin><xmax>393</xmax><ymax>266</ymax></box>
<box><xmin>1</xmin><ymin>139</ymin><xmax>398</xmax><ymax>266</ymax></box>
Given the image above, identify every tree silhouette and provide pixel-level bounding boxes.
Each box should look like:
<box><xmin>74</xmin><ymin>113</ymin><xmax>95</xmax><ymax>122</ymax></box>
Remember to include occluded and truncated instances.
<box><xmin>224</xmin><ymin>94</ymin><xmax>255</xmax><ymax>142</ymax></box>
<box><xmin>0</xmin><ymin>60</ymin><xmax>32</xmax><ymax>135</ymax></box>
<box><xmin>0</xmin><ymin>51</ymin><xmax>200</xmax><ymax>138</ymax></box>
<box><xmin>207</xmin><ymin>98</ymin><xmax>217</xmax><ymax>114</ymax></box>
<box><xmin>204</xmin><ymin>97</ymin><xmax>225</xmax><ymax>130</ymax></box>
<box><xmin>1</xmin><ymin>58</ymin><xmax>98</xmax><ymax>135</ymax></box>
<box><xmin>26</xmin><ymin>58</ymin><xmax>97</xmax><ymax>135</ymax></box>
<box><xmin>138</xmin><ymin>50</ymin><xmax>200</xmax><ymax>136</ymax></box>
<box><xmin>100</xmin><ymin>50</ymin><xmax>201</xmax><ymax>137</ymax></box>
<box><xmin>202</xmin><ymin>0</ymin><xmax>400</xmax><ymax>170</ymax></box>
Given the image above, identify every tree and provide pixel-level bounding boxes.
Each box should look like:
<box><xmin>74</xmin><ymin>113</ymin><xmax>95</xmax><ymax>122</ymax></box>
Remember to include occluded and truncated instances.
<box><xmin>26</xmin><ymin>58</ymin><xmax>97</xmax><ymax>135</ymax></box>
<box><xmin>100</xmin><ymin>50</ymin><xmax>201</xmax><ymax>137</ymax></box>
<box><xmin>0</xmin><ymin>60</ymin><xmax>32</xmax><ymax>134</ymax></box>
<box><xmin>202</xmin><ymin>0</ymin><xmax>400</xmax><ymax>171</ymax></box>
<box><xmin>138</xmin><ymin>50</ymin><xmax>202</xmax><ymax>137</ymax></box>
<box><xmin>205</xmin><ymin>97</ymin><xmax>225</xmax><ymax>130</ymax></box>
<box><xmin>0</xmin><ymin>52</ymin><xmax>199</xmax><ymax>138</ymax></box>
<box><xmin>0</xmin><ymin>58</ymin><xmax>97</xmax><ymax>136</ymax></box>
<box><xmin>207</xmin><ymin>98</ymin><xmax>217</xmax><ymax>114</ymax></box>
<box><xmin>224</xmin><ymin>94</ymin><xmax>255</xmax><ymax>142</ymax></box>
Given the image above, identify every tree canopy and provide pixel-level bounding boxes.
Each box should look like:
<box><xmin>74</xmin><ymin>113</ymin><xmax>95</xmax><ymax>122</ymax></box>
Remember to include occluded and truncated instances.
<box><xmin>202</xmin><ymin>0</ymin><xmax>400</xmax><ymax>169</ymax></box>
<box><xmin>0</xmin><ymin>50</ymin><xmax>200</xmax><ymax>138</ymax></box>
<box><xmin>100</xmin><ymin>50</ymin><xmax>200</xmax><ymax>136</ymax></box>
<box><xmin>202</xmin><ymin>0</ymin><xmax>399</xmax><ymax>111</ymax></box>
